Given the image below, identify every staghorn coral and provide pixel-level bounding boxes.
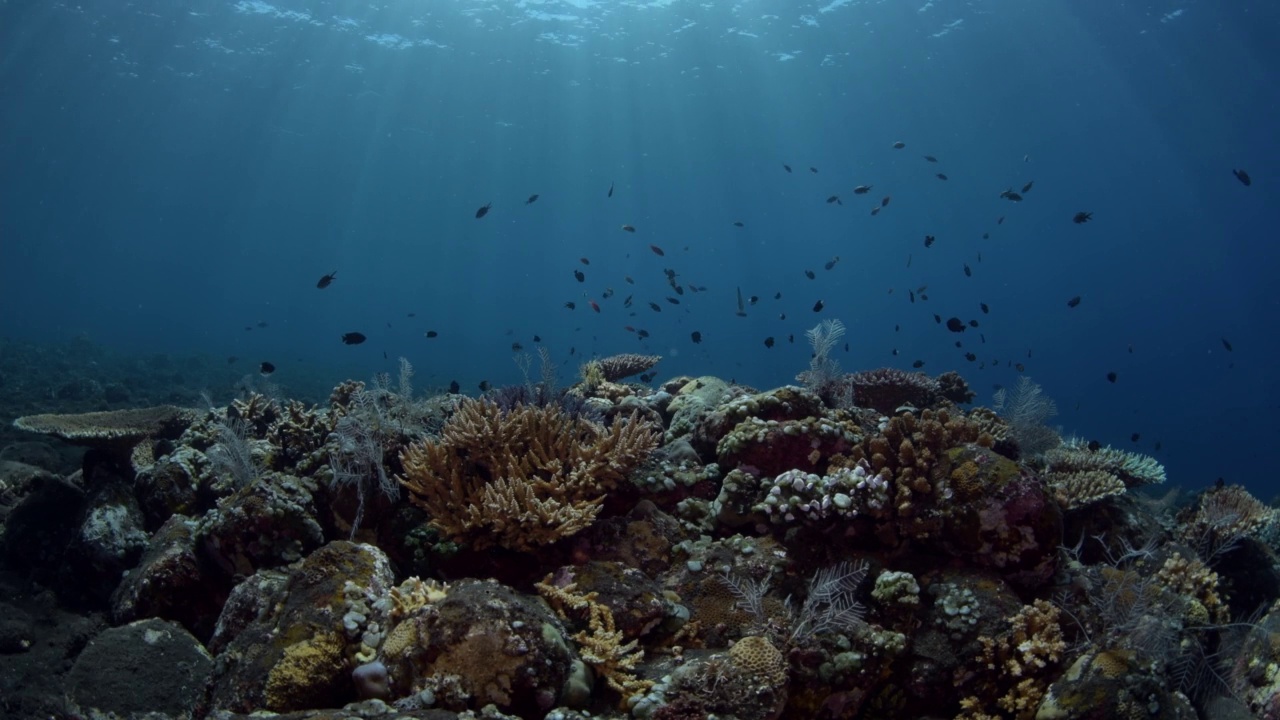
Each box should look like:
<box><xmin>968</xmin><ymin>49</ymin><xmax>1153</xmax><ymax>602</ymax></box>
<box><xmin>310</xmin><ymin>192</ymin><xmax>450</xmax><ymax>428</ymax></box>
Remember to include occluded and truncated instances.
<box><xmin>398</xmin><ymin>398</ymin><xmax>659</xmax><ymax>551</ymax></box>
<box><xmin>536</xmin><ymin>573</ymin><xmax>654</xmax><ymax>697</ymax></box>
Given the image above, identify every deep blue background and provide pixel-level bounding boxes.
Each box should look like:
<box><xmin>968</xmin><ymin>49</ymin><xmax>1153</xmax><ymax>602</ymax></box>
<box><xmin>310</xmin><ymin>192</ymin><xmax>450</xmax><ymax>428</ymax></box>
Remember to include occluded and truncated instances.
<box><xmin>2</xmin><ymin>0</ymin><xmax>1277</xmax><ymax>496</ymax></box>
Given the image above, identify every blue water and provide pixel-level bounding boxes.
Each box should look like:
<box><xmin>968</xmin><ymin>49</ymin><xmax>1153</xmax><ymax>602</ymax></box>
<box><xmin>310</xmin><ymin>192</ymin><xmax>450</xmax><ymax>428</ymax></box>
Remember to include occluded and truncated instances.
<box><xmin>2</xmin><ymin>0</ymin><xmax>1277</xmax><ymax>496</ymax></box>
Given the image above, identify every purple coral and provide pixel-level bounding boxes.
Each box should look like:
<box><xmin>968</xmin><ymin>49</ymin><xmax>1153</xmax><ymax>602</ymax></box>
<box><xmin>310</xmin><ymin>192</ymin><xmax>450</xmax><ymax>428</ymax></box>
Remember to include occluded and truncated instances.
<box><xmin>848</xmin><ymin>368</ymin><xmax>940</xmax><ymax>414</ymax></box>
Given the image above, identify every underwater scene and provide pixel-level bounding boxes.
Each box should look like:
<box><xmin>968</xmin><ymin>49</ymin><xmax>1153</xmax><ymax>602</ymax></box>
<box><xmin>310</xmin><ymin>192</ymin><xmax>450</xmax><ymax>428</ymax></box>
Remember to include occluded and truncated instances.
<box><xmin>1</xmin><ymin>1</ymin><xmax>1278</xmax><ymax>719</ymax></box>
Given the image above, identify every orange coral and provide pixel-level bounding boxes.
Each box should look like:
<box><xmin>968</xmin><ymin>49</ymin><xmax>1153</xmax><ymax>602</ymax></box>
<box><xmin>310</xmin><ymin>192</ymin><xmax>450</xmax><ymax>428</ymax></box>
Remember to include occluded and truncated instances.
<box><xmin>398</xmin><ymin>399</ymin><xmax>659</xmax><ymax>551</ymax></box>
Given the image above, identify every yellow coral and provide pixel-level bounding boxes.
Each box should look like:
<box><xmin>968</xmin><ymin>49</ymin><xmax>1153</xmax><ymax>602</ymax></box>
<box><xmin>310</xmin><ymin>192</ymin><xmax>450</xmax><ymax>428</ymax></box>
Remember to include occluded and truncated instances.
<box><xmin>536</xmin><ymin>575</ymin><xmax>654</xmax><ymax>698</ymax></box>
<box><xmin>729</xmin><ymin>636</ymin><xmax>788</xmax><ymax>687</ymax></box>
<box><xmin>398</xmin><ymin>399</ymin><xmax>659</xmax><ymax>551</ymax></box>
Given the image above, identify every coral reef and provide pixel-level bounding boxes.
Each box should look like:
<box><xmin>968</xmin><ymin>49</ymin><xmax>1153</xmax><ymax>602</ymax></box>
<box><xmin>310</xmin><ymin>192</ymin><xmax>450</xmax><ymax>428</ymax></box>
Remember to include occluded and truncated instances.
<box><xmin>1</xmin><ymin>357</ymin><xmax>1273</xmax><ymax>720</ymax></box>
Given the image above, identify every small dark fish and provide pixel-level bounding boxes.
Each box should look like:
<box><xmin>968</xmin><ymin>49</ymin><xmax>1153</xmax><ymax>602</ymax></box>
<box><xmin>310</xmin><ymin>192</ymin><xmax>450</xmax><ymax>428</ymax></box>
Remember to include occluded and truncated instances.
<box><xmin>870</xmin><ymin>207</ymin><xmax>881</xmax><ymax>216</ymax></box>
<box><xmin>783</xmin><ymin>164</ymin><xmax>792</xmax><ymax>173</ymax></box>
<box><xmin>824</xmin><ymin>256</ymin><xmax>840</xmax><ymax>270</ymax></box>
<box><xmin>764</xmin><ymin>336</ymin><xmax>775</xmax><ymax>348</ymax></box>
<box><xmin>564</xmin><ymin>301</ymin><xmax>576</xmax><ymax>310</ymax></box>
<box><xmin>636</xmin><ymin>329</ymin><xmax>649</xmax><ymax>338</ymax></box>
<box><xmin>812</xmin><ymin>299</ymin><xmax>824</xmax><ymax>312</ymax></box>
<box><xmin>844</xmin><ymin>342</ymin><xmax>849</xmax><ymax>352</ymax></box>
<box><xmin>997</xmin><ymin>216</ymin><xmax>1005</xmax><ymax>225</ymax></box>
<box><xmin>748</xmin><ymin>296</ymin><xmax>759</xmax><ymax>305</ymax></box>
<box><xmin>257</xmin><ymin>321</ymin><xmax>268</xmax><ymax>328</ymax></box>
<box><xmin>526</xmin><ymin>194</ymin><xmax>540</xmax><ymax>204</ymax></box>
<box><xmin>1222</xmin><ymin>338</ymin><xmax>1233</xmax><ymax>352</ymax></box>
<box><xmin>963</xmin><ymin>263</ymin><xmax>971</xmax><ymax>277</ymax></box>
<box><xmin>1087</xmin><ymin>440</ymin><xmax>1101</xmax><ymax>452</ymax></box>
<box><xmin>650</xmin><ymin>245</ymin><xmax>665</xmax><ymax>256</ymax></box>
<box><xmin>479</xmin><ymin>380</ymin><xmax>491</xmax><ymax>392</ymax></box>
<box><xmin>804</xmin><ymin>269</ymin><xmax>815</xmax><ymax>280</ymax></box>
<box><xmin>1067</xmin><ymin>296</ymin><xmax>1081</xmax><ymax>308</ymax></box>
<box><xmin>1073</xmin><ymin>211</ymin><xmax>1092</xmax><ymax>224</ymax></box>
<box><xmin>691</xmin><ymin>331</ymin><xmax>702</xmax><ymax>344</ymax></box>
<box><xmin>907</xmin><ymin>253</ymin><xmax>913</xmax><ymax>267</ymax></box>
<box><xmin>227</xmin><ymin>356</ymin><xmax>238</xmax><ymax>365</ymax></box>
<box><xmin>621</xmin><ymin>224</ymin><xmax>636</xmax><ymax>233</ymax></box>
<box><xmin>1000</xmin><ymin>190</ymin><xmax>1023</xmax><ymax>202</ymax></box>
<box><xmin>608</xmin><ymin>181</ymin><xmax>614</xmax><ymax>197</ymax></box>
<box><xmin>342</xmin><ymin>332</ymin><xmax>367</xmax><ymax>345</ymax></box>
<box><xmin>259</xmin><ymin>361</ymin><xmax>275</xmax><ymax>375</ymax></box>
<box><xmin>909</xmin><ymin>290</ymin><xmax>916</xmax><ymax>304</ymax></box>
<box><xmin>774</xmin><ymin>292</ymin><xmax>782</xmax><ymax>300</ymax></box>
<box><xmin>449</xmin><ymin>380</ymin><xmax>460</xmax><ymax>394</ymax></box>
<box><xmin>980</xmin><ymin>303</ymin><xmax>989</xmax><ymax>314</ymax></box>
<box><xmin>779</xmin><ymin>313</ymin><xmax>786</xmax><ymax>320</ymax></box>
<box><xmin>892</xmin><ymin>141</ymin><xmax>906</xmax><ymax>149</ymax></box>
<box><xmin>964</xmin><ymin>352</ymin><xmax>976</xmax><ymax>362</ymax></box>
<box><xmin>733</xmin><ymin>221</ymin><xmax>745</xmax><ymax>227</ymax></box>
<box><xmin>924</xmin><ymin>235</ymin><xmax>935</xmax><ymax>248</ymax></box>
<box><xmin>1131</xmin><ymin>433</ymin><xmax>1141</xmax><ymax>443</ymax></box>
<box><xmin>936</xmin><ymin>173</ymin><xmax>948</xmax><ymax>181</ymax></box>
<box><xmin>1128</xmin><ymin>344</ymin><xmax>1134</xmax><ymax>353</ymax></box>
<box><xmin>589</xmin><ymin>300</ymin><xmax>600</xmax><ymax>313</ymax></box>
<box><xmin>809</xmin><ymin>167</ymin><xmax>818</xmax><ymax>174</ymax></box>
<box><xmin>649</xmin><ymin>302</ymin><xmax>662</xmax><ymax>312</ymax></box>
<box><xmin>912</xmin><ymin>360</ymin><xmax>925</xmax><ymax>368</ymax></box>
<box><xmin>735</xmin><ymin>287</ymin><xmax>747</xmax><ymax>317</ymax></box>
<box><xmin>893</xmin><ymin>348</ymin><xmax>899</xmax><ymax>355</ymax></box>
<box><xmin>826</xmin><ymin>195</ymin><xmax>842</xmax><ymax>205</ymax></box>
<box><xmin>923</xmin><ymin>155</ymin><xmax>938</xmax><ymax>163</ymax></box>
<box><xmin>666</xmin><ymin>297</ymin><xmax>681</xmax><ymax>305</ymax></box>
<box><xmin>475</xmin><ymin>202</ymin><xmax>492</xmax><ymax>219</ymax></box>
<box><xmin>788</xmin><ymin>334</ymin><xmax>795</xmax><ymax>343</ymax></box>
<box><xmin>1233</xmin><ymin>169</ymin><xmax>1251</xmax><ymax>186</ymax></box>
<box><xmin>1106</xmin><ymin>371</ymin><xmax>1117</xmax><ymax>383</ymax></box>
<box><xmin>580</xmin><ymin>257</ymin><xmax>590</xmax><ymax>265</ymax></box>
<box><xmin>533</xmin><ymin>335</ymin><xmax>542</xmax><ymax>342</ymax></box>
<box><xmin>982</xmin><ymin>232</ymin><xmax>990</xmax><ymax>240</ymax></box>
<box><xmin>1015</xmin><ymin>363</ymin><xmax>1025</xmax><ymax>372</ymax></box>
<box><xmin>511</xmin><ymin>342</ymin><xmax>523</xmax><ymax>352</ymax></box>
<box><xmin>881</xmin><ymin>196</ymin><xmax>891</xmax><ymax>207</ymax></box>
<box><xmin>853</xmin><ymin>185</ymin><xmax>872</xmax><ymax>195</ymax></box>
<box><xmin>574</xmin><ymin>270</ymin><xmax>585</xmax><ymax>282</ymax></box>
<box><xmin>623</xmin><ymin>295</ymin><xmax>633</xmax><ymax>308</ymax></box>
<box><xmin>569</xmin><ymin>347</ymin><xmax>576</xmax><ymax>355</ymax></box>
<box><xmin>1021</xmin><ymin>181</ymin><xmax>1034</xmax><ymax>193</ymax></box>
<box><xmin>977</xmin><ymin>252</ymin><xmax>982</xmax><ymax>262</ymax></box>
<box><xmin>639</xmin><ymin>372</ymin><xmax>654</xmax><ymax>383</ymax></box>
<box><xmin>425</xmin><ymin>330</ymin><xmax>439</xmax><ymax>338</ymax></box>
<box><xmin>895</xmin><ymin>324</ymin><xmax>900</xmax><ymax>331</ymax></box>
<box><xmin>1154</xmin><ymin>441</ymin><xmax>1162</xmax><ymax>451</ymax></box>
<box><xmin>968</xmin><ymin>319</ymin><xmax>979</xmax><ymax>327</ymax></box>
<box><xmin>316</xmin><ymin>271</ymin><xmax>337</xmax><ymax>289</ymax></box>
<box><xmin>625</xmin><ymin>276</ymin><xmax>635</xmax><ymax>284</ymax></box>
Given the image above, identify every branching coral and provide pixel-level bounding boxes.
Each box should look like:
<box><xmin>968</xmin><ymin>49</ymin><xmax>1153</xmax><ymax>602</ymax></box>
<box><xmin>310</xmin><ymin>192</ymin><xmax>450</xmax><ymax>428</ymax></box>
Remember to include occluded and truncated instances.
<box><xmin>1178</xmin><ymin>483</ymin><xmax>1277</xmax><ymax>564</ymax></box>
<box><xmin>958</xmin><ymin>599</ymin><xmax>1065</xmax><ymax>719</ymax></box>
<box><xmin>398</xmin><ymin>398</ymin><xmax>659</xmax><ymax>551</ymax></box>
<box><xmin>1042</xmin><ymin>438</ymin><xmax>1165</xmax><ymax>488</ymax></box>
<box><xmin>536</xmin><ymin>574</ymin><xmax>654</xmax><ymax>697</ymax></box>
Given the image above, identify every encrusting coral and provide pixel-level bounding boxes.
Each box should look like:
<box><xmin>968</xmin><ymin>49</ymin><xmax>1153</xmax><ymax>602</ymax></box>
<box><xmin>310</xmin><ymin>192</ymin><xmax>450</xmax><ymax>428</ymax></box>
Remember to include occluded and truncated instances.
<box><xmin>397</xmin><ymin>397</ymin><xmax>660</xmax><ymax>551</ymax></box>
